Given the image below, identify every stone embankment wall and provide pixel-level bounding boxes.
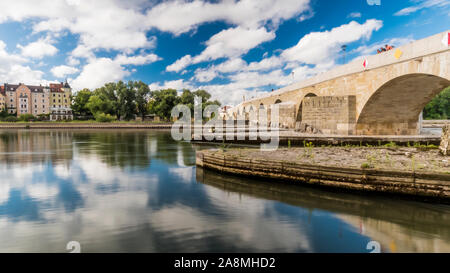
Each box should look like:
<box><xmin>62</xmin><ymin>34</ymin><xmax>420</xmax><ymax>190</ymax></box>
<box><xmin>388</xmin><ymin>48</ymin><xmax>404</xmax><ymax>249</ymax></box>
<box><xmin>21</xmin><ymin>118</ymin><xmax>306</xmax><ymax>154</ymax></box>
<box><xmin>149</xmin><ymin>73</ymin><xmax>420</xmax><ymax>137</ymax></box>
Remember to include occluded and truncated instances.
<box><xmin>196</xmin><ymin>151</ymin><xmax>450</xmax><ymax>202</ymax></box>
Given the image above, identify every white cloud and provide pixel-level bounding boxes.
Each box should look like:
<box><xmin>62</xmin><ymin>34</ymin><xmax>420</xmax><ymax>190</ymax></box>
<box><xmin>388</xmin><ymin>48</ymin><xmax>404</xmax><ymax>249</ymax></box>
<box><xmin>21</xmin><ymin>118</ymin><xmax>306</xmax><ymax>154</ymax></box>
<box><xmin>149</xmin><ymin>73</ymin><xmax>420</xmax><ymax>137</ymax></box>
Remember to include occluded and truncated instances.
<box><xmin>51</xmin><ymin>65</ymin><xmax>79</xmax><ymax>78</ymax></box>
<box><xmin>193</xmin><ymin>68</ymin><xmax>219</xmax><ymax>83</ymax></box>
<box><xmin>1</xmin><ymin>65</ymin><xmax>46</xmax><ymax>85</ymax></box>
<box><xmin>167</xmin><ymin>26</ymin><xmax>275</xmax><ymax>72</ymax></box>
<box><xmin>0</xmin><ymin>40</ymin><xmax>48</xmax><ymax>84</ymax></box>
<box><xmin>70</xmin><ymin>51</ymin><xmax>162</xmax><ymax>90</ymax></box>
<box><xmin>247</xmin><ymin>56</ymin><xmax>284</xmax><ymax>71</ymax></box>
<box><xmin>348</xmin><ymin>12</ymin><xmax>362</xmax><ymax>18</ymax></box>
<box><xmin>149</xmin><ymin>79</ymin><xmax>194</xmax><ymax>91</ymax></box>
<box><xmin>146</xmin><ymin>0</ymin><xmax>311</xmax><ymax>35</ymax></box>
<box><xmin>67</xmin><ymin>56</ymin><xmax>80</xmax><ymax>66</ymax></box>
<box><xmin>192</xmin><ymin>56</ymin><xmax>283</xmax><ymax>83</ymax></box>
<box><xmin>17</xmin><ymin>38</ymin><xmax>58</xmax><ymax>59</ymax></box>
<box><xmin>281</xmin><ymin>19</ymin><xmax>382</xmax><ymax>65</ymax></box>
<box><xmin>71</xmin><ymin>57</ymin><xmax>130</xmax><ymax>91</ymax></box>
<box><xmin>195</xmin><ymin>27</ymin><xmax>275</xmax><ymax>62</ymax></box>
<box><xmin>114</xmin><ymin>53</ymin><xmax>161</xmax><ymax>65</ymax></box>
<box><xmin>395</xmin><ymin>0</ymin><xmax>450</xmax><ymax>16</ymax></box>
<box><xmin>166</xmin><ymin>55</ymin><xmax>193</xmax><ymax>73</ymax></box>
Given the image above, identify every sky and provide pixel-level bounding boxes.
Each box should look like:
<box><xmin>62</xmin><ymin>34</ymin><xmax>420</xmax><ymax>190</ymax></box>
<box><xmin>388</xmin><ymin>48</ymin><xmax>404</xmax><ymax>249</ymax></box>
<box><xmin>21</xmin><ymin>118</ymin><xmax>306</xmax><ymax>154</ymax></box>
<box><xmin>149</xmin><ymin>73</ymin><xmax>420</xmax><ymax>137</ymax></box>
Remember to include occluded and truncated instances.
<box><xmin>0</xmin><ymin>0</ymin><xmax>449</xmax><ymax>106</ymax></box>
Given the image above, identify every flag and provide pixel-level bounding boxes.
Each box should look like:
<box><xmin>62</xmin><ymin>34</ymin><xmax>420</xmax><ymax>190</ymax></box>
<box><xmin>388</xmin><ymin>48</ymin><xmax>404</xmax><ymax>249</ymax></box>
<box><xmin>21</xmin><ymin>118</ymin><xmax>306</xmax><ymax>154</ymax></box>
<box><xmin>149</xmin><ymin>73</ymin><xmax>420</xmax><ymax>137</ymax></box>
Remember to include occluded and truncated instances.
<box><xmin>442</xmin><ymin>32</ymin><xmax>450</xmax><ymax>47</ymax></box>
<box><xmin>363</xmin><ymin>59</ymin><xmax>368</xmax><ymax>69</ymax></box>
<box><xmin>394</xmin><ymin>49</ymin><xmax>403</xmax><ymax>59</ymax></box>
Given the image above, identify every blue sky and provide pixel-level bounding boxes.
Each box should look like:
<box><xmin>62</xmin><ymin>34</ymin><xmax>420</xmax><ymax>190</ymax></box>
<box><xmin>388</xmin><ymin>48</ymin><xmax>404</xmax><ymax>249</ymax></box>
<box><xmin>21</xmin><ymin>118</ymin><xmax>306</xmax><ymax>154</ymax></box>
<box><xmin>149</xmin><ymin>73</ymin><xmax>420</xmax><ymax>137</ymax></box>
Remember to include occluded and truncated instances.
<box><xmin>0</xmin><ymin>0</ymin><xmax>449</xmax><ymax>105</ymax></box>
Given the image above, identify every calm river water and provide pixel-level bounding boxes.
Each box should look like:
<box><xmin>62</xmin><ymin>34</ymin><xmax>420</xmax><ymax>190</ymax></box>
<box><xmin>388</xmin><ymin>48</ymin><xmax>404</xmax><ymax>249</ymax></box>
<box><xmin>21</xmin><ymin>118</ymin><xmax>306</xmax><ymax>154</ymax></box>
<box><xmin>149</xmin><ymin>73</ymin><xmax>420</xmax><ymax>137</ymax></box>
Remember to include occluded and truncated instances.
<box><xmin>0</xmin><ymin>129</ymin><xmax>448</xmax><ymax>253</ymax></box>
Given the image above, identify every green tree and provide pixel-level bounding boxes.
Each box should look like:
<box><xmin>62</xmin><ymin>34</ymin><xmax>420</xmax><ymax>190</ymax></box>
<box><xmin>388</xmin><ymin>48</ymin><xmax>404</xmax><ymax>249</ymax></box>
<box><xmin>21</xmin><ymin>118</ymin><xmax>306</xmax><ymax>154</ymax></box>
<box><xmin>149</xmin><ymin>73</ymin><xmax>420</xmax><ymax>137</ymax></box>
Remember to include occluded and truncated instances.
<box><xmin>86</xmin><ymin>95</ymin><xmax>112</xmax><ymax>115</ymax></box>
<box><xmin>148</xmin><ymin>89</ymin><xmax>180</xmax><ymax>121</ymax></box>
<box><xmin>94</xmin><ymin>82</ymin><xmax>120</xmax><ymax>118</ymax></box>
<box><xmin>423</xmin><ymin>87</ymin><xmax>450</xmax><ymax>120</ymax></box>
<box><xmin>116</xmin><ymin>81</ymin><xmax>137</xmax><ymax>120</ymax></box>
<box><xmin>179</xmin><ymin>89</ymin><xmax>195</xmax><ymax>115</ymax></box>
<box><xmin>72</xmin><ymin>88</ymin><xmax>93</xmax><ymax>117</ymax></box>
<box><xmin>134</xmin><ymin>81</ymin><xmax>151</xmax><ymax>119</ymax></box>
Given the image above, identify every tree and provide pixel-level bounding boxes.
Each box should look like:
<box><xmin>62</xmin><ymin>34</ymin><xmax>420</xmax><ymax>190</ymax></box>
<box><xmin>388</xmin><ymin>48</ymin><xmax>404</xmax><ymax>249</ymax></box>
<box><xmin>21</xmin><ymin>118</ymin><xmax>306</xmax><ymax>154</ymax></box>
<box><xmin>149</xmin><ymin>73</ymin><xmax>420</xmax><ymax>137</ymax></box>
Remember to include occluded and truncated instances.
<box><xmin>94</xmin><ymin>82</ymin><xmax>120</xmax><ymax>118</ymax></box>
<box><xmin>72</xmin><ymin>88</ymin><xmax>93</xmax><ymax>117</ymax></box>
<box><xmin>148</xmin><ymin>89</ymin><xmax>180</xmax><ymax>121</ymax></box>
<box><xmin>179</xmin><ymin>89</ymin><xmax>195</xmax><ymax>115</ymax></box>
<box><xmin>423</xmin><ymin>87</ymin><xmax>450</xmax><ymax>120</ymax></box>
<box><xmin>116</xmin><ymin>81</ymin><xmax>137</xmax><ymax>120</ymax></box>
<box><xmin>134</xmin><ymin>81</ymin><xmax>151</xmax><ymax>119</ymax></box>
<box><xmin>86</xmin><ymin>95</ymin><xmax>112</xmax><ymax>115</ymax></box>
<box><xmin>177</xmin><ymin>89</ymin><xmax>221</xmax><ymax>116</ymax></box>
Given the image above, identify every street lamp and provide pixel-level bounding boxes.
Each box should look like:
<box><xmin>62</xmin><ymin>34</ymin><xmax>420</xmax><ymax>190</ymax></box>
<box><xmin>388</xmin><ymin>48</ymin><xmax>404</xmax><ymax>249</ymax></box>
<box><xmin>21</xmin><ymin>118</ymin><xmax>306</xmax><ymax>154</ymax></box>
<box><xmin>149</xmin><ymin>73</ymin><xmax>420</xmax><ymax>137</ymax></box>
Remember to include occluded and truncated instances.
<box><xmin>341</xmin><ymin>45</ymin><xmax>347</xmax><ymax>64</ymax></box>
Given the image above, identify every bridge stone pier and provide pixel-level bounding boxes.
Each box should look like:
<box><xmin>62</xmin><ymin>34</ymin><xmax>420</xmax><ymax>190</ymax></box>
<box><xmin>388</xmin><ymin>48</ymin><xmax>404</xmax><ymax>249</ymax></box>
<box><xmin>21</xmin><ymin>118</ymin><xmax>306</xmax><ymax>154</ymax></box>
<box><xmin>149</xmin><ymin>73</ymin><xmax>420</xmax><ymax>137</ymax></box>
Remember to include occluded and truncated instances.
<box><xmin>228</xmin><ymin>31</ymin><xmax>450</xmax><ymax>135</ymax></box>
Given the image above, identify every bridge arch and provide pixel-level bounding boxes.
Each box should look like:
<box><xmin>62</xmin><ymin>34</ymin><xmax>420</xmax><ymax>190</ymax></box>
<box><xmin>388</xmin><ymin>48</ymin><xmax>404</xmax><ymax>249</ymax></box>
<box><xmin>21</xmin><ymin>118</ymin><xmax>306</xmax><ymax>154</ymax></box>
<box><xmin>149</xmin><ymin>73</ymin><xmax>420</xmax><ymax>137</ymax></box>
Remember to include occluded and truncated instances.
<box><xmin>297</xmin><ymin>93</ymin><xmax>318</xmax><ymax>122</ymax></box>
<box><xmin>356</xmin><ymin>73</ymin><xmax>450</xmax><ymax>135</ymax></box>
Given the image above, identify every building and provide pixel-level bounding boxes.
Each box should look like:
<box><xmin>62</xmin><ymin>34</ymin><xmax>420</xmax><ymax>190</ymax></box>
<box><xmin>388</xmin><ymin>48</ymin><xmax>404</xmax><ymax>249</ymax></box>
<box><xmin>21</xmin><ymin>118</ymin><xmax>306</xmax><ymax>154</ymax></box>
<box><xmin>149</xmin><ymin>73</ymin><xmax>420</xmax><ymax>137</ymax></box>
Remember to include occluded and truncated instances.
<box><xmin>49</xmin><ymin>82</ymin><xmax>73</xmax><ymax>121</ymax></box>
<box><xmin>0</xmin><ymin>81</ymin><xmax>73</xmax><ymax>120</ymax></box>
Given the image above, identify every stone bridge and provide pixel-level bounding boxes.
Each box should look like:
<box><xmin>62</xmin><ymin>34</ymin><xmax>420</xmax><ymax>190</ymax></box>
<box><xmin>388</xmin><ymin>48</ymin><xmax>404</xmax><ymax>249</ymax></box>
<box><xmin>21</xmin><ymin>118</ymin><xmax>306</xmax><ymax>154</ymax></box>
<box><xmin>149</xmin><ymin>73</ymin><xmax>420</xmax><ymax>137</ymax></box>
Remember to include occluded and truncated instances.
<box><xmin>228</xmin><ymin>30</ymin><xmax>450</xmax><ymax>135</ymax></box>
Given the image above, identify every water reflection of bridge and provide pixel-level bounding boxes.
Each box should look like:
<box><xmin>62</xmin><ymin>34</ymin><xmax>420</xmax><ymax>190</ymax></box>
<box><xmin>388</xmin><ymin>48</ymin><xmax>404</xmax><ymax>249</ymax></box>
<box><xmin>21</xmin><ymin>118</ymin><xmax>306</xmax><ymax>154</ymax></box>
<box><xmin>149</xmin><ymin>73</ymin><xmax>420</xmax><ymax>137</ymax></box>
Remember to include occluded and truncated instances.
<box><xmin>196</xmin><ymin>168</ymin><xmax>450</xmax><ymax>253</ymax></box>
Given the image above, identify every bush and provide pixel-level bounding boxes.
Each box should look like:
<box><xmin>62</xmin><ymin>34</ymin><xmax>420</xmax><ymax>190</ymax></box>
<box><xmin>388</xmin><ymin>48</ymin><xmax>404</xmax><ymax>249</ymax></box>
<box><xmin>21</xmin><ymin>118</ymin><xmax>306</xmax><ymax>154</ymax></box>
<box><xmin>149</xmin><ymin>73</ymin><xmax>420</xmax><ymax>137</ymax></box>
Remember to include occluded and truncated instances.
<box><xmin>4</xmin><ymin>116</ymin><xmax>18</xmax><ymax>122</ymax></box>
<box><xmin>18</xmin><ymin>114</ymin><xmax>36</xmax><ymax>122</ymax></box>
<box><xmin>95</xmin><ymin>113</ymin><xmax>116</xmax><ymax>122</ymax></box>
<box><xmin>36</xmin><ymin>114</ymin><xmax>50</xmax><ymax>121</ymax></box>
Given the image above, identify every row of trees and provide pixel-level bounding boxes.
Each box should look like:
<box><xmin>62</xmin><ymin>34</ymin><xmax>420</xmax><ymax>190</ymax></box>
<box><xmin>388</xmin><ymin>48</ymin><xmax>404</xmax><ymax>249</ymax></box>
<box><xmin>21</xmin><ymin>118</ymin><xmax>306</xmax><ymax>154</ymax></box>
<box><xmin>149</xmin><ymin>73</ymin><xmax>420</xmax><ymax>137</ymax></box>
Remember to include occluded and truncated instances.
<box><xmin>72</xmin><ymin>81</ymin><xmax>220</xmax><ymax>121</ymax></box>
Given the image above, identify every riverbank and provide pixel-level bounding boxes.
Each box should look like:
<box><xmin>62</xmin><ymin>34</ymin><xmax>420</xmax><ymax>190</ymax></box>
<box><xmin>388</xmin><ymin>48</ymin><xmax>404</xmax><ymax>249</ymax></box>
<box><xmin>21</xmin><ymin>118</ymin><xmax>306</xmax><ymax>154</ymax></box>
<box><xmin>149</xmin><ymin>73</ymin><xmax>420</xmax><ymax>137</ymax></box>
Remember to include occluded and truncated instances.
<box><xmin>196</xmin><ymin>147</ymin><xmax>450</xmax><ymax>202</ymax></box>
<box><xmin>0</xmin><ymin>122</ymin><xmax>172</xmax><ymax>129</ymax></box>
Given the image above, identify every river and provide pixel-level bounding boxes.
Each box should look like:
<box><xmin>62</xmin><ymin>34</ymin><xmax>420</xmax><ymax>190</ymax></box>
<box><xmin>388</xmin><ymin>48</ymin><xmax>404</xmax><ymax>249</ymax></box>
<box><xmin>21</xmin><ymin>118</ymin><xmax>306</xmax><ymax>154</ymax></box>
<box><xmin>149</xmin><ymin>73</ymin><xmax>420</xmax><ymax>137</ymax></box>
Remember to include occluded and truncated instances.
<box><xmin>0</xmin><ymin>129</ymin><xmax>448</xmax><ymax>253</ymax></box>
